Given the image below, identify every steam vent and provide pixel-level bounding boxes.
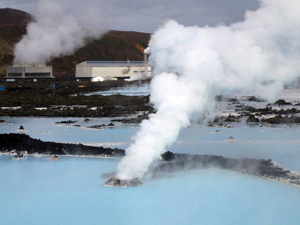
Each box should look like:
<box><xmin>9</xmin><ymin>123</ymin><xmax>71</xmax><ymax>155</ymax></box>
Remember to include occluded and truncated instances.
<box><xmin>105</xmin><ymin>177</ymin><xmax>143</xmax><ymax>187</ymax></box>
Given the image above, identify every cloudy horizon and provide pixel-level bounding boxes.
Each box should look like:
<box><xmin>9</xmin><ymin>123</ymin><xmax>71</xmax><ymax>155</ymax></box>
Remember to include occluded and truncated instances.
<box><xmin>1</xmin><ymin>0</ymin><xmax>260</xmax><ymax>33</ymax></box>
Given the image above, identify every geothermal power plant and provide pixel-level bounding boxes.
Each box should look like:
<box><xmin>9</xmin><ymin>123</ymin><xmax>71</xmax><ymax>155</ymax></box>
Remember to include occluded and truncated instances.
<box><xmin>75</xmin><ymin>60</ymin><xmax>150</xmax><ymax>80</ymax></box>
<box><xmin>6</xmin><ymin>53</ymin><xmax>151</xmax><ymax>81</ymax></box>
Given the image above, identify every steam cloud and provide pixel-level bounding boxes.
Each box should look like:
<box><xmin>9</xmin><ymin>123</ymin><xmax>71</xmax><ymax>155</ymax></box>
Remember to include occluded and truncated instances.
<box><xmin>116</xmin><ymin>0</ymin><xmax>300</xmax><ymax>180</ymax></box>
<box><xmin>14</xmin><ymin>0</ymin><xmax>107</xmax><ymax>64</ymax></box>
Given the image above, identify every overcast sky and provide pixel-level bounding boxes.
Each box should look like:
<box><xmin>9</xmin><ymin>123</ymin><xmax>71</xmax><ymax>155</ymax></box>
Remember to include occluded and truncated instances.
<box><xmin>1</xmin><ymin>0</ymin><xmax>260</xmax><ymax>33</ymax></box>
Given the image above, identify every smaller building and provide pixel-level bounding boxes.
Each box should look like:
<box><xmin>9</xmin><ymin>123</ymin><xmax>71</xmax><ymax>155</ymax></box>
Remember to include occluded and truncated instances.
<box><xmin>6</xmin><ymin>64</ymin><xmax>53</xmax><ymax>78</ymax></box>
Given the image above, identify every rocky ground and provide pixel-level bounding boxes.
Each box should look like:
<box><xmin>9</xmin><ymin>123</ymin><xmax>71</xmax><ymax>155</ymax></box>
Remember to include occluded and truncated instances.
<box><xmin>1</xmin><ymin>76</ymin><xmax>300</xmax><ymax>126</ymax></box>
<box><xmin>0</xmin><ymin>79</ymin><xmax>154</xmax><ymax>118</ymax></box>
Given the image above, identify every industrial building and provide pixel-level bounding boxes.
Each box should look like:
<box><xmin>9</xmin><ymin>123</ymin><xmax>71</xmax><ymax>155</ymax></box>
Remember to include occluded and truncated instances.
<box><xmin>75</xmin><ymin>60</ymin><xmax>151</xmax><ymax>80</ymax></box>
<box><xmin>6</xmin><ymin>64</ymin><xmax>53</xmax><ymax>78</ymax></box>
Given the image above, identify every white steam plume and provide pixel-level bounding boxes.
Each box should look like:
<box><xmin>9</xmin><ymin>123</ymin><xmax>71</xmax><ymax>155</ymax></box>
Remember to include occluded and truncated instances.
<box><xmin>116</xmin><ymin>0</ymin><xmax>300</xmax><ymax>180</ymax></box>
<box><xmin>13</xmin><ymin>0</ymin><xmax>107</xmax><ymax>64</ymax></box>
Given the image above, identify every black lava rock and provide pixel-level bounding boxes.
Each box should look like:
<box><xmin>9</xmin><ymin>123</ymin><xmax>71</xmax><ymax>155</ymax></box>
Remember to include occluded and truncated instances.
<box><xmin>0</xmin><ymin>133</ymin><xmax>125</xmax><ymax>156</ymax></box>
<box><xmin>246</xmin><ymin>115</ymin><xmax>260</xmax><ymax>123</ymax></box>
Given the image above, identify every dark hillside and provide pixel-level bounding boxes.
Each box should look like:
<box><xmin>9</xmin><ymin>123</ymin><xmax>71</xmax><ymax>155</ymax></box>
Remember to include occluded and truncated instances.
<box><xmin>0</xmin><ymin>8</ymin><xmax>151</xmax><ymax>76</ymax></box>
<box><xmin>0</xmin><ymin>8</ymin><xmax>32</xmax><ymax>75</ymax></box>
<box><xmin>0</xmin><ymin>8</ymin><xmax>32</xmax><ymax>27</ymax></box>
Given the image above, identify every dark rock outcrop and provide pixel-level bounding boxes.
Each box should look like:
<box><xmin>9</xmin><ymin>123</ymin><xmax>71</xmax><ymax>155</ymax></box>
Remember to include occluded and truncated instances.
<box><xmin>105</xmin><ymin>177</ymin><xmax>143</xmax><ymax>187</ymax></box>
<box><xmin>151</xmin><ymin>154</ymin><xmax>300</xmax><ymax>187</ymax></box>
<box><xmin>247</xmin><ymin>96</ymin><xmax>265</xmax><ymax>102</ymax></box>
<box><xmin>88</xmin><ymin>123</ymin><xmax>115</xmax><ymax>129</ymax></box>
<box><xmin>1</xmin><ymin>134</ymin><xmax>299</xmax><ymax>187</ymax></box>
<box><xmin>208</xmin><ymin>113</ymin><xmax>241</xmax><ymax>127</ymax></box>
<box><xmin>103</xmin><ymin>153</ymin><xmax>300</xmax><ymax>187</ymax></box>
<box><xmin>111</xmin><ymin>113</ymin><xmax>149</xmax><ymax>124</ymax></box>
<box><xmin>224</xmin><ymin>114</ymin><xmax>241</xmax><ymax>123</ymax></box>
<box><xmin>55</xmin><ymin>120</ymin><xmax>78</xmax><ymax>124</ymax></box>
<box><xmin>261</xmin><ymin>115</ymin><xmax>300</xmax><ymax>124</ymax></box>
<box><xmin>246</xmin><ymin>115</ymin><xmax>260</xmax><ymax>123</ymax></box>
<box><xmin>0</xmin><ymin>133</ymin><xmax>125</xmax><ymax>156</ymax></box>
<box><xmin>102</xmin><ymin>151</ymin><xmax>300</xmax><ymax>188</ymax></box>
<box><xmin>273</xmin><ymin>99</ymin><xmax>292</xmax><ymax>105</ymax></box>
<box><xmin>215</xmin><ymin>95</ymin><xmax>239</xmax><ymax>103</ymax></box>
<box><xmin>228</xmin><ymin>136</ymin><xmax>234</xmax><ymax>141</ymax></box>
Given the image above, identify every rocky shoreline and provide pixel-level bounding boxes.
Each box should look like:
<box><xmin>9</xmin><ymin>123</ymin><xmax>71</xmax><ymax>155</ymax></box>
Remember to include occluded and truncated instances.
<box><xmin>103</xmin><ymin>151</ymin><xmax>300</xmax><ymax>188</ymax></box>
<box><xmin>1</xmin><ymin>133</ymin><xmax>299</xmax><ymax>188</ymax></box>
<box><xmin>157</xmin><ymin>151</ymin><xmax>300</xmax><ymax>187</ymax></box>
<box><xmin>0</xmin><ymin>133</ymin><xmax>125</xmax><ymax>157</ymax></box>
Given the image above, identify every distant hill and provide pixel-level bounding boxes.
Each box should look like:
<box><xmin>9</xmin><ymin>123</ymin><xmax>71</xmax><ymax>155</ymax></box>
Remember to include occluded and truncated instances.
<box><xmin>0</xmin><ymin>8</ymin><xmax>32</xmax><ymax>27</ymax></box>
<box><xmin>0</xmin><ymin>8</ymin><xmax>151</xmax><ymax>76</ymax></box>
<box><xmin>0</xmin><ymin>8</ymin><xmax>32</xmax><ymax>75</ymax></box>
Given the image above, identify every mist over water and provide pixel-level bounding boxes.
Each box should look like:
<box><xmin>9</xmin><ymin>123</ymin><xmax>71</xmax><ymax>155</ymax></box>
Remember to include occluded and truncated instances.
<box><xmin>116</xmin><ymin>0</ymin><xmax>300</xmax><ymax>180</ymax></box>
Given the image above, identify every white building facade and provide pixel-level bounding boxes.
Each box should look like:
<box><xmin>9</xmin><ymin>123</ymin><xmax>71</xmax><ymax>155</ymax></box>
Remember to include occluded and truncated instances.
<box><xmin>75</xmin><ymin>61</ymin><xmax>151</xmax><ymax>80</ymax></box>
<box><xmin>6</xmin><ymin>64</ymin><xmax>53</xmax><ymax>78</ymax></box>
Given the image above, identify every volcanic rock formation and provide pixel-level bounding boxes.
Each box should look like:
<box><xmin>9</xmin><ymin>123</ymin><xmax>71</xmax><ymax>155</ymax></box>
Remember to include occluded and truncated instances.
<box><xmin>105</xmin><ymin>177</ymin><xmax>143</xmax><ymax>187</ymax></box>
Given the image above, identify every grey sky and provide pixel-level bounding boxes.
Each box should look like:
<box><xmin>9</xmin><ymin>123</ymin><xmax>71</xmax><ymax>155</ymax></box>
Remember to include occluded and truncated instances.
<box><xmin>0</xmin><ymin>0</ymin><xmax>260</xmax><ymax>33</ymax></box>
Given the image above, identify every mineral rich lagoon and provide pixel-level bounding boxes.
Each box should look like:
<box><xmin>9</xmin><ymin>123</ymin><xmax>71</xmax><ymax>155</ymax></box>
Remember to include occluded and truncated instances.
<box><xmin>1</xmin><ymin>115</ymin><xmax>300</xmax><ymax>225</ymax></box>
<box><xmin>1</xmin><ymin>87</ymin><xmax>300</xmax><ymax>225</ymax></box>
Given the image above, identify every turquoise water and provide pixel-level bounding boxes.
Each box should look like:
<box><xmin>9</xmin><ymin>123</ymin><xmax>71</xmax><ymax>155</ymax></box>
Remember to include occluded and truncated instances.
<box><xmin>1</xmin><ymin>117</ymin><xmax>300</xmax><ymax>170</ymax></box>
<box><xmin>1</xmin><ymin>117</ymin><xmax>300</xmax><ymax>225</ymax></box>
<box><xmin>0</xmin><ymin>155</ymin><xmax>300</xmax><ymax>225</ymax></box>
<box><xmin>0</xmin><ymin>117</ymin><xmax>139</xmax><ymax>148</ymax></box>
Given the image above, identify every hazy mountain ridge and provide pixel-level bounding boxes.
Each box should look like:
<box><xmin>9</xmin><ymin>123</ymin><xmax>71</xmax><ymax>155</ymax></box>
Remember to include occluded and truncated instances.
<box><xmin>0</xmin><ymin>8</ymin><xmax>151</xmax><ymax>75</ymax></box>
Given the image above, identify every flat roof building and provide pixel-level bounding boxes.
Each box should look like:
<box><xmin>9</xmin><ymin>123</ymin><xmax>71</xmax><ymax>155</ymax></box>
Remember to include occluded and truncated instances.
<box><xmin>6</xmin><ymin>64</ymin><xmax>53</xmax><ymax>79</ymax></box>
<box><xmin>75</xmin><ymin>60</ymin><xmax>151</xmax><ymax>80</ymax></box>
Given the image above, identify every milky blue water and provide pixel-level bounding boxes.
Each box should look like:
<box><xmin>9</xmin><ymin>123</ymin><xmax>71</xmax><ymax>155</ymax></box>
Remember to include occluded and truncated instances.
<box><xmin>1</xmin><ymin>117</ymin><xmax>300</xmax><ymax>225</ymax></box>
<box><xmin>1</xmin><ymin>117</ymin><xmax>300</xmax><ymax>171</ymax></box>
